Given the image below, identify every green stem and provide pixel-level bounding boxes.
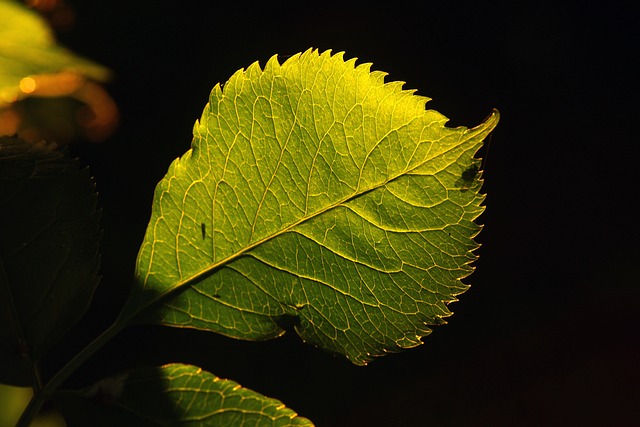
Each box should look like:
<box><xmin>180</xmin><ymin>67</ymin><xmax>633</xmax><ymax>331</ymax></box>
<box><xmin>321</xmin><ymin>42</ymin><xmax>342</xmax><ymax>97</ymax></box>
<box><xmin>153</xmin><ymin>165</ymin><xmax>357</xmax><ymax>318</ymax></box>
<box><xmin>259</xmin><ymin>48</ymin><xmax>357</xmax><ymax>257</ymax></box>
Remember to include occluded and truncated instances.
<box><xmin>16</xmin><ymin>316</ymin><xmax>128</xmax><ymax>427</ymax></box>
<box><xmin>17</xmin><ymin>275</ymin><xmax>193</xmax><ymax>426</ymax></box>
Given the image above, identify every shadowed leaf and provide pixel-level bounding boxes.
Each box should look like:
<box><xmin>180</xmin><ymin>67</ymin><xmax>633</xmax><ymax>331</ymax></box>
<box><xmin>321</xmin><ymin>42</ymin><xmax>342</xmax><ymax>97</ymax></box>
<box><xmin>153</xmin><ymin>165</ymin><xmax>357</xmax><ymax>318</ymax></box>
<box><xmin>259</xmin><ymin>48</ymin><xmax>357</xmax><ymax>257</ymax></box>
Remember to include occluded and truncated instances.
<box><xmin>55</xmin><ymin>363</ymin><xmax>313</xmax><ymax>427</ymax></box>
<box><xmin>0</xmin><ymin>136</ymin><xmax>101</xmax><ymax>385</ymax></box>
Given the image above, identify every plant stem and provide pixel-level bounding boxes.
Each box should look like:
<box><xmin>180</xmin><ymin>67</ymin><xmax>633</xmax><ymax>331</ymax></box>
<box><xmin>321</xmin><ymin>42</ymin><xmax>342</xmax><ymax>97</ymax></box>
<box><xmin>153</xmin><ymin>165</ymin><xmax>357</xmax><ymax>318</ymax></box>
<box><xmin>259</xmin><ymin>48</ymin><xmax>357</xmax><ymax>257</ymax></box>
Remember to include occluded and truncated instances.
<box><xmin>16</xmin><ymin>317</ymin><xmax>128</xmax><ymax>427</ymax></box>
<box><xmin>17</xmin><ymin>276</ymin><xmax>193</xmax><ymax>426</ymax></box>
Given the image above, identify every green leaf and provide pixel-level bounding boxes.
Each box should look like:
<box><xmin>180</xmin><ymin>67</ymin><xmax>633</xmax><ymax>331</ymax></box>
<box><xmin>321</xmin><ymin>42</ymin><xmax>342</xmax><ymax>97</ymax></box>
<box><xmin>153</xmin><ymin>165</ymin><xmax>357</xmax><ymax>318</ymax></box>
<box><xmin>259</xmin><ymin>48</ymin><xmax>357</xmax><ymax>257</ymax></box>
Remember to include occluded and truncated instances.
<box><xmin>0</xmin><ymin>0</ymin><xmax>110</xmax><ymax>106</ymax></box>
<box><xmin>126</xmin><ymin>49</ymin><xmax>499</xmax><ymax>365</ymax></box>
<box><xmin>55</xmin><ymin>363</ymin><xmax>313</xmax><ymax>427</ymax></box>
<box><xmin>0</xmin><ymin>136</ymin><xmax>101</xmax><ymax>386</ymax></box>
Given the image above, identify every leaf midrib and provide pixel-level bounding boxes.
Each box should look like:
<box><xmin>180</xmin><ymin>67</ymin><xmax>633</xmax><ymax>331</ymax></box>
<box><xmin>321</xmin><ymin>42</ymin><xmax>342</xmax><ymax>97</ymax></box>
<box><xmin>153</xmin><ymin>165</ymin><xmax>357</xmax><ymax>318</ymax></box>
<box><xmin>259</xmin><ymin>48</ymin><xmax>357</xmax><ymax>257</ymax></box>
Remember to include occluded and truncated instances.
<box><xmin>143</xmin><ymin>128</ymin><xmax>476</xmax><ymax>313</ymax></box>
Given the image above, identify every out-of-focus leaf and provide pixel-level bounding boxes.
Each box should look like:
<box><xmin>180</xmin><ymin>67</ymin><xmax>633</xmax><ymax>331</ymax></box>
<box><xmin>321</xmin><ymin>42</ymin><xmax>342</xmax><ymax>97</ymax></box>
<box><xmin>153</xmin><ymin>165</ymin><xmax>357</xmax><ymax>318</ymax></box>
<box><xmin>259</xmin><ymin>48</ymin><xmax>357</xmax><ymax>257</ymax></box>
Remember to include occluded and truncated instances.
<box><xmin>0</xmin><ymin>0</ymin><xmax>109</xmax><ymax>106</ymax></box>
<box><xmin>0</xmin><ymin>1</ymin><xmax>117</xmax><ymax>143</ymax></box>
<box><xmin>55</xmin><ymin>363</ymin><xmax>313</xmax><ymax>427</ymax></box>
<box><xmin>0</xmin><ymin>136</ymin><xmax>101</xmax><ymax>386</ymax></box>
<box><xmin>125</xmin><ymin>49</ymin><xmax>499</xmax><ymax>365</ymax></box>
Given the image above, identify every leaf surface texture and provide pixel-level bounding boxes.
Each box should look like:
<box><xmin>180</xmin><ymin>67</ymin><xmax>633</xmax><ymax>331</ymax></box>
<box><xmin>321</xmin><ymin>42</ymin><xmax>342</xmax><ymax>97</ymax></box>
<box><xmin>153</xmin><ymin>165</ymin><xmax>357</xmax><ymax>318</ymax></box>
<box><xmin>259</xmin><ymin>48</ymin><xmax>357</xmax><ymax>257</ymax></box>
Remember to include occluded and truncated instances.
<box><xmin>127</xmin><ymin>49</ymin><xmax>499</xmax><ymax>364</ymax></box>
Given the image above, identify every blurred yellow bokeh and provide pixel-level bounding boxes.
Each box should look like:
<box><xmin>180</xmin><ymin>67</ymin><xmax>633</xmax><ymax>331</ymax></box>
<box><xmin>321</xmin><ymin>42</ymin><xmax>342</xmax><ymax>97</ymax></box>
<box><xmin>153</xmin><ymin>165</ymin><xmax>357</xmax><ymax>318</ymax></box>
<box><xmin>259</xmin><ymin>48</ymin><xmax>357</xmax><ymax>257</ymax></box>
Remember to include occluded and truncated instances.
<box><xmin>0</xmin><ymin>0</ymin><xmax>118</xmax><ymax>144</ymax></box>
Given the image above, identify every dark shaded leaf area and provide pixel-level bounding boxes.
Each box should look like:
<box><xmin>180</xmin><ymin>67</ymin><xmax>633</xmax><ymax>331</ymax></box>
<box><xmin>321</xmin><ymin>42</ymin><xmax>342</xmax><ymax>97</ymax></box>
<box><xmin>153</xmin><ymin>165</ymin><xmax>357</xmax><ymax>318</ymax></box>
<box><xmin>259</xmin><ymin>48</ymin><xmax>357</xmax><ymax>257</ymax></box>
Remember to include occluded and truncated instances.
<box><xmin>0</xmin><ymin>136</ymin><xmax>100</xmax><ymax>386</ymax></box>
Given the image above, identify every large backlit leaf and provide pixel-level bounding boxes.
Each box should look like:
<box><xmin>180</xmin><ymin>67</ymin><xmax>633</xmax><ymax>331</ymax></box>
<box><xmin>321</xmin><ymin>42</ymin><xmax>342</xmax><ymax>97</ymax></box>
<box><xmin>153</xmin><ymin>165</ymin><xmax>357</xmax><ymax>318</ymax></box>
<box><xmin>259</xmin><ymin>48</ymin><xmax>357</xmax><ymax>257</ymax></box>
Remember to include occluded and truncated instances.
<box><xmin>55</xmin><ymin>363</ymin><xmax>313</xmax><ymax>427</ymax></box>
<box><xmin>125</xmin><ymin>49</ymin><xmax>499</xmax><ymax>365</ymax></box>
<box><xmin>0</xmin><ymin>136</ymin><xmax>101</xmax><ymax>385</ymax></box>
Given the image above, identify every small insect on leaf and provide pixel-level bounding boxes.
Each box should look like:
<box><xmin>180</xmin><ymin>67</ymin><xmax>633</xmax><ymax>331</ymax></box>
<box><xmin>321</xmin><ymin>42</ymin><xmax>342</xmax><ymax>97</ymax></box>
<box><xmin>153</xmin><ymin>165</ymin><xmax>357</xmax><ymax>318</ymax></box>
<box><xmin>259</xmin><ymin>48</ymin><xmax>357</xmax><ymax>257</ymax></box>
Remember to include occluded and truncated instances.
<box><xmin>458</xmin><ymin>131</ymin><xmax>493</xmax><ymax>191</ymax></box>
<box><xmin>461</xmin><ymin>163</ymin><xmax>480</xmax><ymax>183</ymax></box>
<box><xmin>456</xmin><ymin>162</ymin><xmax>481</xmax><ymax>192</ymax></box>
<box><xmin>201</xmin><ymin>223</ymin><xmax>206</xmax><ymax>240</ymax></box>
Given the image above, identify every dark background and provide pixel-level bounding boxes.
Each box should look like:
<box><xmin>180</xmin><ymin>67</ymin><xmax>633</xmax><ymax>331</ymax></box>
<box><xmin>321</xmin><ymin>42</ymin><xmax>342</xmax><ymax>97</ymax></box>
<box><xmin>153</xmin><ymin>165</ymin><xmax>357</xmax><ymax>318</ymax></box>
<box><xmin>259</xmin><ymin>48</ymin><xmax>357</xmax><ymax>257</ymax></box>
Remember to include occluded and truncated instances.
<box><xmin>43</xmin><ymin>1</ymin><xmax>638</xmax><ymax>425</ymax></box>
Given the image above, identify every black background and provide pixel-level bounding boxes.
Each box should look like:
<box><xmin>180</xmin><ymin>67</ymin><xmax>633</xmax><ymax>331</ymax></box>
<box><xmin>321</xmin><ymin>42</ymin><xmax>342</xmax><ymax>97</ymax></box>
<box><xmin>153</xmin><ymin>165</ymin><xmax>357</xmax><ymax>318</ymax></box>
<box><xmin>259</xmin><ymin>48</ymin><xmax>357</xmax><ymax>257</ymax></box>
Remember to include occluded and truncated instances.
<box><xmin>43</xmin><ymin>1</ymin><xmax>639</xmax><ymax>425</ymax></box>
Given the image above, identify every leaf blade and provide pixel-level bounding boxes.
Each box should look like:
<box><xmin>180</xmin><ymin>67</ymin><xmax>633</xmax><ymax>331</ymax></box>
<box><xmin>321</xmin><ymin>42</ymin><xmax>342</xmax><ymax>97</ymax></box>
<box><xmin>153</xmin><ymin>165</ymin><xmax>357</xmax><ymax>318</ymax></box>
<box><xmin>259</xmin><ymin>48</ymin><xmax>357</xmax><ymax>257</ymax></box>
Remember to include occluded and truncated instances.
<box><xmin>127</xmin><ymin>49</ymin><xmax>498</xmax><ymax>364</ymax></box>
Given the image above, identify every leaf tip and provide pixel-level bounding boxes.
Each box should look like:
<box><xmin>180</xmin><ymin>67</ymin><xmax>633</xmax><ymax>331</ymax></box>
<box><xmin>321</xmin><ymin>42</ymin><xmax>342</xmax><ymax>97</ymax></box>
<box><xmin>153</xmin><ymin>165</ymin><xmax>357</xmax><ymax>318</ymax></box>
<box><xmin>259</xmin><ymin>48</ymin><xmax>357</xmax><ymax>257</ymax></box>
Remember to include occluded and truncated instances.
<box><xmin>480</xmin><ymin>108</ymin><xmax>500</xmax><ymax>133</ymax></box>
